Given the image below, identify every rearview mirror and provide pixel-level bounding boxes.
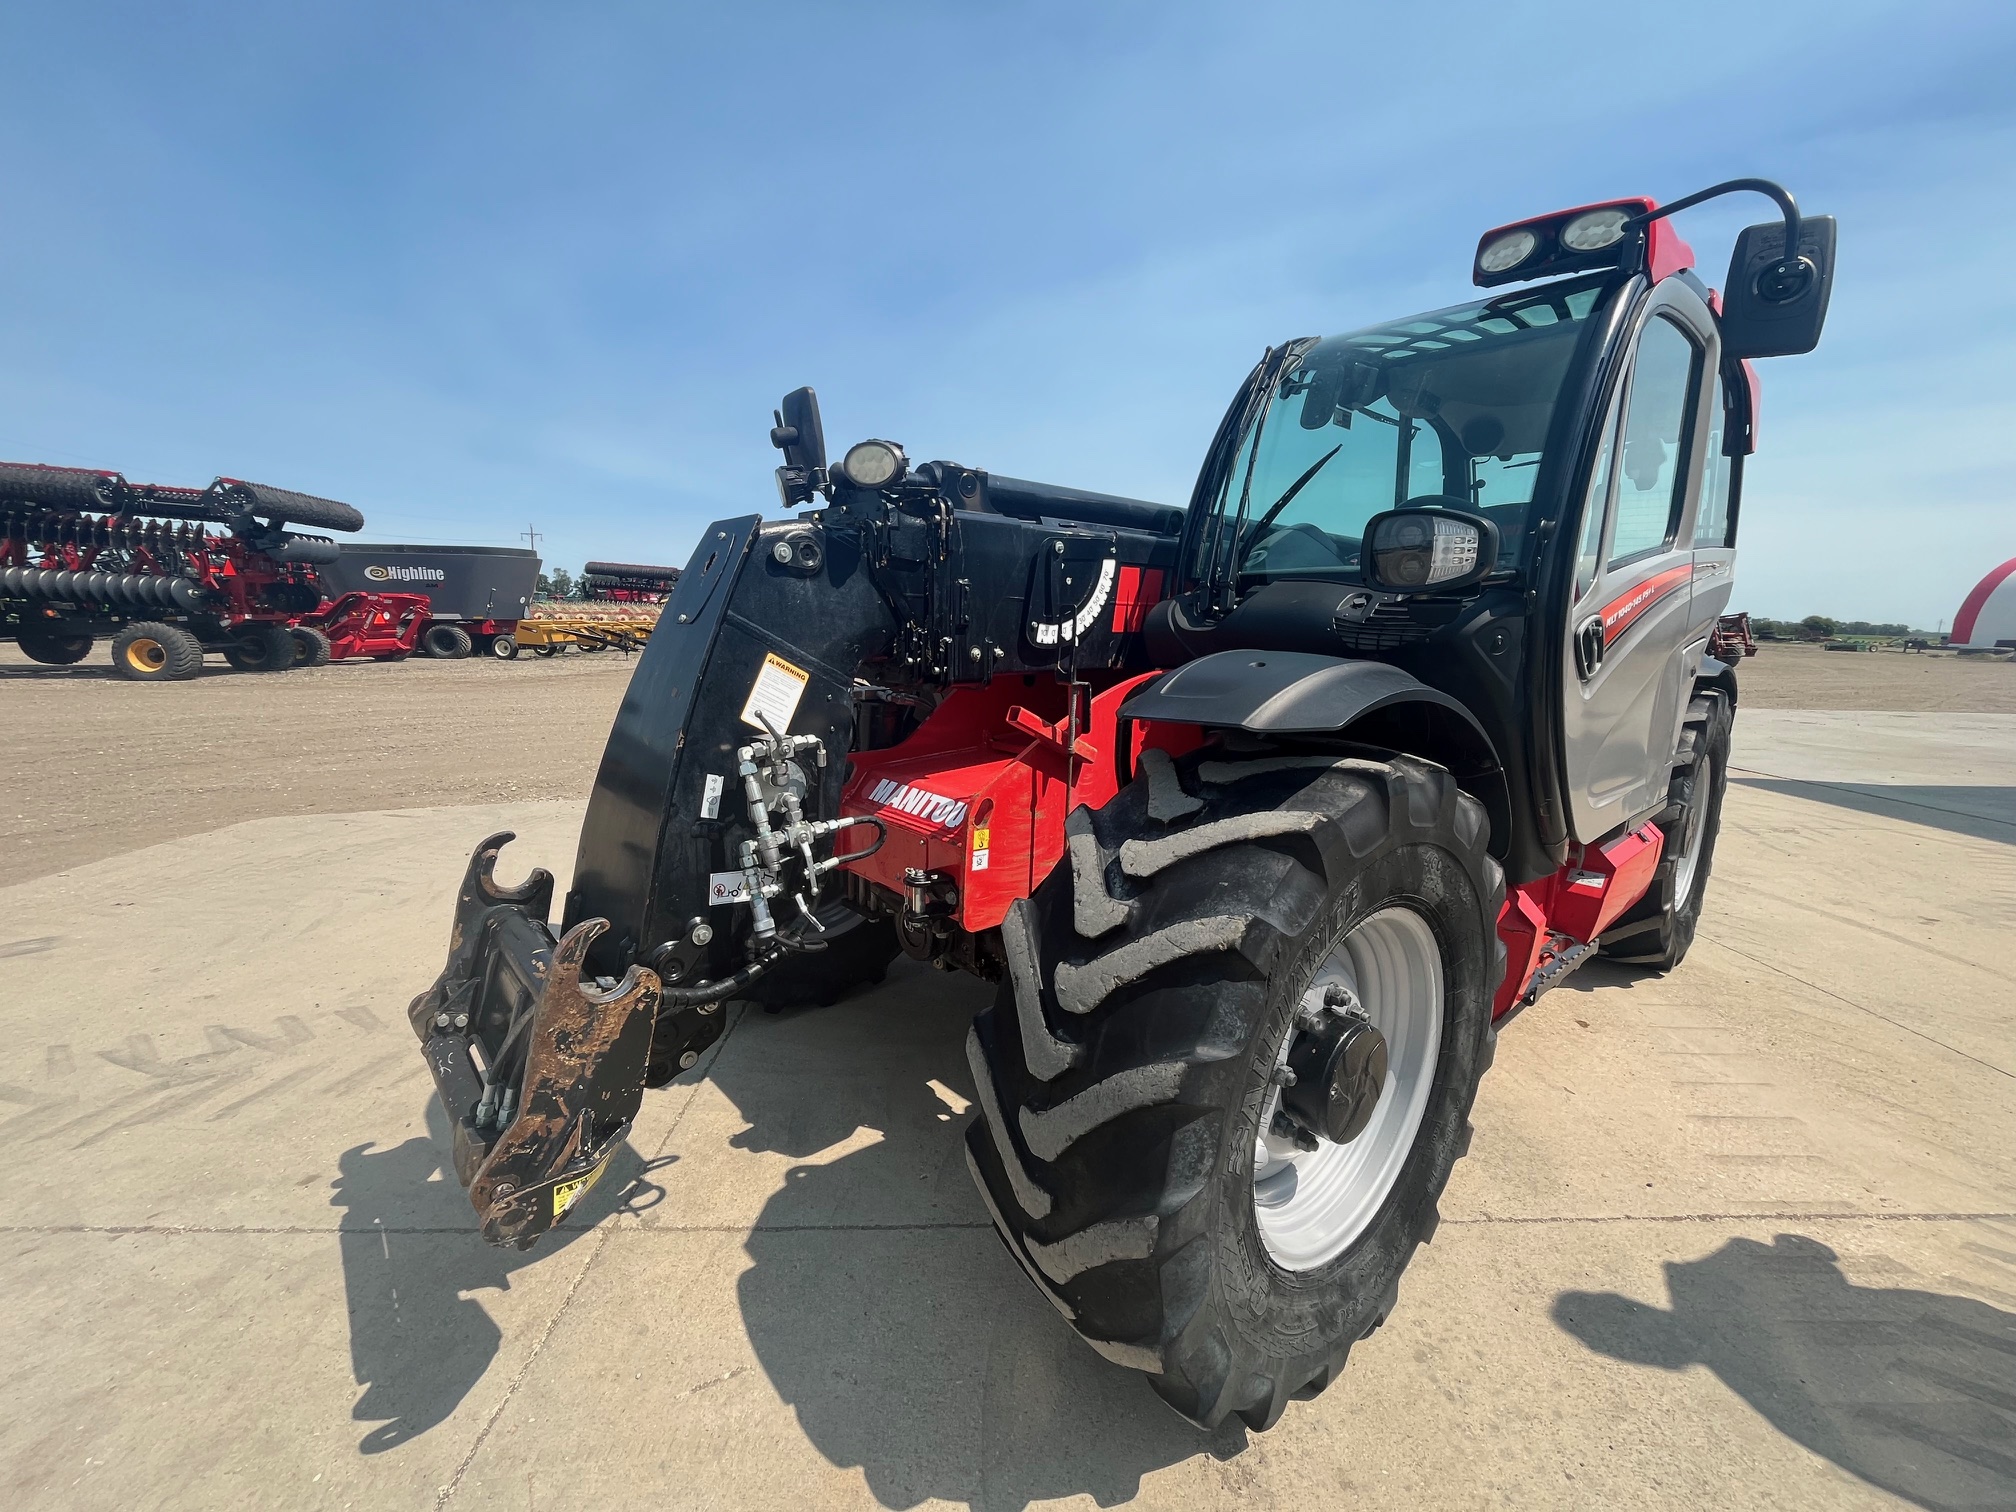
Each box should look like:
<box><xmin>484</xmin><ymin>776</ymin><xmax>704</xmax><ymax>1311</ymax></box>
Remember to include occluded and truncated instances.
<box><xmin>1720</xmin><ymin>215</ymin><xmax>1836</xmax><ymax>359</ymax></box>
<box><xmin>1361</xmin><ymin>507</ymin><xmax>1499</xmax><ymax>594</ymax></box>
<box><xmin>770</xmin><ymin>386</ymin><xmax>827</xmax><ymax>507</ymax></box>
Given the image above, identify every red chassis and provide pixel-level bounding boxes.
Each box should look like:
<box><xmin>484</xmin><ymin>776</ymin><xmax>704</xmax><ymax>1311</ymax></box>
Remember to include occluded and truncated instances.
<box><xmin>299</xmin><ymin>590</ymin><xmax>432</xmax><ymax>661</ymax></box>
<box><xmin>838</xmin><ymin>669</ymin><xmax>1660</xmax><ymax>1016</ymax></box>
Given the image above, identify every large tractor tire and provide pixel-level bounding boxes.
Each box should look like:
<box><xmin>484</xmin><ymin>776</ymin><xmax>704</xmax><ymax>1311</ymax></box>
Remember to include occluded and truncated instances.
<box><xmin>965</xmin><ymin>748</ymin><xmax>1502</xmax><ymax>1430</ymax></box>
<box><xmin>16</xmin><ymin>623</ymin><xmax>93</xmax><ymax>665</ymax></box>
<box><xmin>289</xmin><ymin>625</ymin><xmax>333</xmax><ymax>668</ymax></box>
<box><xmin>110</xmin><ymin>621</ymin><xmax>204</xmax><ymax>681</ymax></box>
<box><xmin>423</xmin><ymin>623</ymin><xmax>473</xmax><ymax>659</ymax></box>
<box><xmin>1601</xmin><ymin>690</ymin><xmax>1732</xmax><ymax>972</ymax></box>
<box><xmin>223</xmin><ymin>624</ymin><xmax>298</xmax><ymax>672</ymax></box>
<box><xmin>742</xmin><ymin>902</ymin><xmax>900</xmax><ymax>1011</ymax></box>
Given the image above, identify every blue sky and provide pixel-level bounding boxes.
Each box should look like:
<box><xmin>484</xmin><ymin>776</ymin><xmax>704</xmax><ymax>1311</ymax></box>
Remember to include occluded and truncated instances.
<box><xmin>2</xmin><ymin>2</ymin><xmax>2010</xmax><ymax>628</ymax></box>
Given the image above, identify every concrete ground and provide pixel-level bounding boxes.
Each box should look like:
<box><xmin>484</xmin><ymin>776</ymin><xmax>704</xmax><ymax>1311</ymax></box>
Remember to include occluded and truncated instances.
<box><xmin>1</xmin><ymin>697</ymin><xmax>2011</xmax><ymax>1507</ymax></box>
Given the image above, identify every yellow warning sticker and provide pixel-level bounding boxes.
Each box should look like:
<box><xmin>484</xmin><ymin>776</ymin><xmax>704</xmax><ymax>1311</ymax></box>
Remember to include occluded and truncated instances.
<box><xmin>740</xmin><ymin>651</ymin><xmax>811</xmax><ymax>731</ymax></box>
<box><xmin>970</xmin><ymin>826</ymin><xmax>991</xmax><ymax>872</ymax></box>
<box><xmin>551</xmin><ymin>1161</ymin><xmax>606</xmax><ymax>1218</ymax></box>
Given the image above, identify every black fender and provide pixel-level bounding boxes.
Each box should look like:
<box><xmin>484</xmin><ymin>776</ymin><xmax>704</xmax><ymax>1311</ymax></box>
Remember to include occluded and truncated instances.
<box><xmin>1120</xmin><ymin>649</ymin><xmax>1511</xmax><ymax>857</ymax></box>
<box><xmin>1696</xmin><ymin>648</ymin><xmax>1740</xmax><ymax>708</ymax></box>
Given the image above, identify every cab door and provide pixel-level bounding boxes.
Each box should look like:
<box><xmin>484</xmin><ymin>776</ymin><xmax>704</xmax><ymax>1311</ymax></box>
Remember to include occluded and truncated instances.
<box><xmin>1559</xmin><ymin>280</ymin><xmax>1718</xmax><ymax>843</ymax></box>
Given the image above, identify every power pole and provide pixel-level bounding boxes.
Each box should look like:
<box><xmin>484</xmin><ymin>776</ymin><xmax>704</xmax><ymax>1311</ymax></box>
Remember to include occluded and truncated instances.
<box><xmin>522</xmin><ymin>524</ymin><xmax>542</xmax><ymax>553</ymax></box>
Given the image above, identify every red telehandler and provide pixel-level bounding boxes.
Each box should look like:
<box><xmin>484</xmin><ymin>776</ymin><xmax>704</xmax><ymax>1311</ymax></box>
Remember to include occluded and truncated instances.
<box><xmin>406</xmin><ymin>180</ymin><xmax>1835</xmax><ymax>1428</ymax></box>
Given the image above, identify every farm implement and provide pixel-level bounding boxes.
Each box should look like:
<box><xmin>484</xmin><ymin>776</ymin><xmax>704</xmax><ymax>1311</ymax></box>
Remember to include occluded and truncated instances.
<box><xmin>1</xmin><ymin>462</ymin><xmax>364</xmax><ymax>679</ymax></box>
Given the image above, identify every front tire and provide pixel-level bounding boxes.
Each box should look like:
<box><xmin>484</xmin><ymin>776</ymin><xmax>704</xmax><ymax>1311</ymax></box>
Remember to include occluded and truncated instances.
<box><xmin>1600</xmin><ymin>691</ymin><xmax>1731</xmax><ymax>971</ymax></box>
<box><xmin>488</xmin><ymin>633</ymin><xmax>520</xmax><ymax>659</ymax></box>
<box><xmin>965</xmin><ymin>748</ymin><xmax>1502</xmax><ymax>1429</ymax></box>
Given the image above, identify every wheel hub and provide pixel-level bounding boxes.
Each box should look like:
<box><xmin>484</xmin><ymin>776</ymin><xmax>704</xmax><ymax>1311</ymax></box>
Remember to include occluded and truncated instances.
<box><xmin>1252</xmin><ymin>906</ymin><xmax>1444</xmax><ymax>1271</ymax></box>
<box><xmin>1283</xmin><ymin>1012</ymin><xmax>1389</xmax><ymax>1146</ymax></box>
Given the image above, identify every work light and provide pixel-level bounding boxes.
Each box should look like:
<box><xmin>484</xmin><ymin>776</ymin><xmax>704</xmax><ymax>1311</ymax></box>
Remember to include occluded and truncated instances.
<box><xmin>1361</xmin><ymin>507</ymin><xmax>1498</xmax><ymax>593</ymax></box>
<box><xmin>1562</xmin><ymin>207</ymin><xmax>1631</xmax><ymax>252</ymax></box>
<box><xmin>839</xmin><ymin>439</ymin><xmax>907</xmax><ymax>490</ymax></box>
<box><xmin>1477</xmin><ymin>228</ymin><xmax>1538</xmax><ymax>275</ymax></box>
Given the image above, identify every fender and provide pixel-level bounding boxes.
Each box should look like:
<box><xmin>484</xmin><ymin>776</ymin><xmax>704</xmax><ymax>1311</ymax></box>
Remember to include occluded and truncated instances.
<box><xmin>1120</xmin><ymin>649</ymin><xmax>1510</xmax><ymax>855</ymax></box>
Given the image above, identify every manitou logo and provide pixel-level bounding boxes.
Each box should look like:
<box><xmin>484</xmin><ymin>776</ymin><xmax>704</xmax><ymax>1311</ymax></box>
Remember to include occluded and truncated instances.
<box><xmin>363</xmin><ymin>564</ymin><xmax>447</xmax><ymax>584</ymax></box>
<box><xmin>868</xmin><ymin>778</ymin><xmax>969</xmax><ymax>830</ymax></box>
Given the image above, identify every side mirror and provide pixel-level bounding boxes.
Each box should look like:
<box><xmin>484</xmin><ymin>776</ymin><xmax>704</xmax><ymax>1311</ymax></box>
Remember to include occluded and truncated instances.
<box><xmin>1361</xmin><ymin>507</ymin><xmax>1499</xmax><ymax>594</ymax></box>
<box><xmin>770</xmin><ymin>386</ymin><xmax>827</xmax><ymax>507</ymax></box>
<box><xmin>1720</xmin><ymin>214</ymin><xmax>1836</xmax><ymax>359</ymax></box>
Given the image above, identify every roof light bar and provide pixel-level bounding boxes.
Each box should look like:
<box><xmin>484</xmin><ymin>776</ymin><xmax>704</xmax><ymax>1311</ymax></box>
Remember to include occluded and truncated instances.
<box><xmin>1471</xmin><ymin>197</ymin><xmax>1695</xmax><ymax>289</ymax></box>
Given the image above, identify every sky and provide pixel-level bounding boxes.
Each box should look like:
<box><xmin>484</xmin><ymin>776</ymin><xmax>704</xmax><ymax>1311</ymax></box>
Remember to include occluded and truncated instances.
<box><xmin>2</xmin><ymin>1</ymin><xmax>2011</xmax><ymax>629</ymax></box>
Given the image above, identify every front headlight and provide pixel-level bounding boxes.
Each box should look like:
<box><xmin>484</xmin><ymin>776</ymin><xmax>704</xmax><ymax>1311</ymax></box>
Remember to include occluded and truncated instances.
<box><xmin>839</xmin><ymin>439</ymin><xmax>907</xmax><ymax>490</ymax></box>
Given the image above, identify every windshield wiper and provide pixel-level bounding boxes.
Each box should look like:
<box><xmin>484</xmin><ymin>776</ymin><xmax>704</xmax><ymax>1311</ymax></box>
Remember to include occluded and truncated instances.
<box><xmin>1241</xmin><ymin>444</ymin><xmax>1342</xmax><ymax>551</ymax></box>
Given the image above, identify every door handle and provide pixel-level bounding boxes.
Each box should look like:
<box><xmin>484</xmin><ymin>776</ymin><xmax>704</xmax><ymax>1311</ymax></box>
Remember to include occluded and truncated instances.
<box><xmin>1574</xmin><ymin>614</ymin><xmax>1606</xmax><ymax>680</ymax></box>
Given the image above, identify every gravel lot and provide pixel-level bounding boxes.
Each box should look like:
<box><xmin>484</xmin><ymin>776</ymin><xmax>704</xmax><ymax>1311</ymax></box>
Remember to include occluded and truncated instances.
<box><xmin>0</xmin><ymin>646</ymin><xmax>634</xmax><ymax>883</ymax></box>
<box><xmin>4</xmin><ymin>637</ymin><xmax>2008</xmax><ymax>885</ymax></box>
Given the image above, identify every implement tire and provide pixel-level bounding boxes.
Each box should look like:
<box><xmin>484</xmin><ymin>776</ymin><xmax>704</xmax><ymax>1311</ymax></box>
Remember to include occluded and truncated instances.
<box><xmin>289</xmin><ymin>625</ymin><xmax>333</xmax><ymax>668</ymax></box>
<box><xmin>1600</xmin><ymin>691</ymin><xmax>1732</xmax><ymax>972</ymax></box>
<box><xmin>223</xmin><ymin>624</ymin><xmax>297</xmax><ymax>672</ymax></box>
<box><xmin>110</xmin><ymin>621</ymin><xmax>203</xmax><ymax>681</ymax></box>
<box><xmin>16</xmin><ymin>623</ymin><xmax>93</xmax><ymax>665</ymax></box>
<box><xmin>423</xmin><ymin>623</ymin><xmax>473</xmax><ymax>659</ymax></box>
<box><xmin>965</xmin><ymin>748</ymin><xmax>1502</xmax><ymax>1430</ymax></box>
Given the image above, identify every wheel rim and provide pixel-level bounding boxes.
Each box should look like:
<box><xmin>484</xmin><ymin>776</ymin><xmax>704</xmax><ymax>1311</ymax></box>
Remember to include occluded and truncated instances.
<box><xmin>1252</xmin><ymin>906</ymin><xmax>1444</xmax><ymax>1271</ymax></box>
<box><xmin>125</xmin><ymin>637</ymin><xmax>167</xmax><ymax>672</ymax></box>
<box><xmin>1669</xmin><ymin>753</ymin><xmax>1713</xmax><ymax>906</ymax></box>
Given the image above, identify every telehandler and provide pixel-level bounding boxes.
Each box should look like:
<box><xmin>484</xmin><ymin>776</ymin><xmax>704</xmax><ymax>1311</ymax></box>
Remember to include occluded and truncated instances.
<box><xmin>407</xmin><ymin>180</ymin><xmax>1834</xmax><ymax>1428</ymax></box>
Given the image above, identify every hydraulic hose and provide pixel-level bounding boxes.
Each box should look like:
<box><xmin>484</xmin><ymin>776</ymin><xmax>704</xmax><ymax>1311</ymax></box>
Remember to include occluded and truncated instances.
<box><xmin>652</xmin><ymin>951</ymin><xmax>782</xmax><ymax>1007</ymax></box>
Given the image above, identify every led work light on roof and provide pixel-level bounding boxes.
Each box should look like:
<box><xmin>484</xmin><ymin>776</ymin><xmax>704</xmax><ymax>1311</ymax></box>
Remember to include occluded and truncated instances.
<box><xmin>1561</xmin><ymin>207</ymin><xmax>1631</xmax><ymax>252</ymax></box>
<box><xmin>838</xmin><ymin>439</ymin><xmax>907</xmax><ymax>490</ymax></box>
<box><xmin>1477</xmin><ymin>227</ymin><xmax>1538</xmax><ymax>275</ymax></box>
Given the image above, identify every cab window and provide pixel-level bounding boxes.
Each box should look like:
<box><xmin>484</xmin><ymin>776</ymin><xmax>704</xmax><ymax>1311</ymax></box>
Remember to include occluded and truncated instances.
<box><xmin>1693</xmin><ymin>375</ymin><xmax>1737</xmax><ymax>548</ymax></box>
<box><xmin>1607</xmin><ymin>315</ymin><xmax>1700</xmax><ymax>566</ymax></box>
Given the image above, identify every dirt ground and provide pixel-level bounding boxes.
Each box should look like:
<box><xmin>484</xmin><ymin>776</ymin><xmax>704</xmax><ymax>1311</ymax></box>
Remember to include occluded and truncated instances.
<box><xmin>1734</xmin><ymin>642</ymin><xmax>2016</xmax><ymax>712</ymax></box>
<box><xmin>0</xmin><ymin>646</ymin><xmax>635</xmax><ymax>884</ymax></box>
<box><xmin>4</xmin><ymin>638</ymin><xmax>2010</xmax><ymax>886</ymax></box>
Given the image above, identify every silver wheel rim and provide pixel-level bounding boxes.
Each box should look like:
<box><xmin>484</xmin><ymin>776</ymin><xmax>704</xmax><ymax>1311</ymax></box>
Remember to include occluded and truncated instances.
<box><xmin>1669</xmin><ymin>755</ymin><xmax>1712</xmax><ymax>906</ymax></box>
<box><xmin>1252</xmin><ymin>906</ymin><xmax>1444</xmax><ymax>1271</ymax></box>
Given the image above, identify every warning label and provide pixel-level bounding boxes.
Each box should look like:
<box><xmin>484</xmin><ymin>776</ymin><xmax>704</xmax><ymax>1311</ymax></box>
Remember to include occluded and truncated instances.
<box><xmin>708</xmin><ymin>870</ymin><xmax>753</xmax><ymax>906</ymax></box>
<box><xmin>740</xmin><ymin>651</ymin><xmax>810</xmax><ymax>732</ymax></box>
<box><xmin>551</xmin><ymin>1161</ymin><xmax>605</xmax><ymax>1218</ymax></box>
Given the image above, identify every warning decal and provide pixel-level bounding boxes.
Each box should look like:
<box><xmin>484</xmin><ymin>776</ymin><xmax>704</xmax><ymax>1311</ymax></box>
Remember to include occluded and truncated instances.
<box><xmin>740</xmin><ymin>651</ymin><xmax>811</xmax><ymax>732</ymax></box>
<box><xmin>552</xmin><ymin>1160</ymin><xmax>606</xmax><ymax>1218</ymax></box>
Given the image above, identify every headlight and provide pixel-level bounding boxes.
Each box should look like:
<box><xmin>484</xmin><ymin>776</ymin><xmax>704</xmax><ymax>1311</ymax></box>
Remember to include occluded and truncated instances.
<box><xmin>1477</xmin><ymin>228</ymin><xmax>1539</xmax><ymax>275</ymax></box>
<box><xmin>1367</xmin><ymin>510</ymin><xmax>1489</xmax><ymax>590</ymax></box>
<box><xmin>839</xmin><ymin>439</ymin><xmax>906</xmax><ymax>490</ymax></box>
<box><xmin>1561</xmin><ymin>207</ymin><xmax>1631</xmax><ymax>252</ymax></box>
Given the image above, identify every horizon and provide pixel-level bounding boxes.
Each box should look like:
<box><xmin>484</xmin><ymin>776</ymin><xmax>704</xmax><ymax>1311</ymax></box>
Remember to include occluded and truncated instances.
<box><xmin>2</xmin><ymin>2</ymin><xmax>2011</xmax><ymax>629</ymax></box>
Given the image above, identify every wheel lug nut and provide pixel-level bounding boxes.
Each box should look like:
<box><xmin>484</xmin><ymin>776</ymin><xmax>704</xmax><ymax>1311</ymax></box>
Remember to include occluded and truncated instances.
<box><xmin>1271</xmin><ymin>1065</ymin><xmax>1298</xmax><ymax>1088</ymax></box>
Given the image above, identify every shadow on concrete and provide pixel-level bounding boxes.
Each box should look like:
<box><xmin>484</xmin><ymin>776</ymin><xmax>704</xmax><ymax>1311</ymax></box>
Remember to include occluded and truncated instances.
<box><xmin>329</xmin><ymin>1101</ymin><xmax>649</xmax><ymax>1454</ymax></box>
<box><xmin>1554</xmin><ymin>1233</ymin><xmax>2016</xmax><ymax>1512</ymax></box>
<box><xmin>1731</xmin><ymin>776</ymin><xmax>2016</xmax><ymax>846</ymax></box>
<box><xmin>712</xmin><ymin>969</ymin><xmax>1243</xmax><ymax>1509</ymax></box>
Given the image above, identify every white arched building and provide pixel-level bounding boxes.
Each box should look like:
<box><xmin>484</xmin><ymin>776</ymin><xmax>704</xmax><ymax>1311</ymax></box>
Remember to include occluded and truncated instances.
<box><xmin>1952</xmin><ymin>558</ymin><xmax>2016</xmax><ymax>649</ymax></box>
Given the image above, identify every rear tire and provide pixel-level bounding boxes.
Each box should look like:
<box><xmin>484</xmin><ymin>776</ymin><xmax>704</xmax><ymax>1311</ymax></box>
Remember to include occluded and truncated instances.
<box><xmin>16</xmin><ymin>623</ymin><xmax>93</xmax><ymax>665</ymax></box>
<box><xmin>423</xmin><ymin>623</ymin><xmax>473</xmax><ymax>659</ymax></box>
<box><xmin>1600</xmin><ymin>691</ymin><xmax>1732</xmax><ymax>972</ymax></box>
<box><xmin>110</xmin><ymin>621</ymin><xmax>203</xmax><ymax>681</ymax></box>
<box><xmin>965</xmin><ymin>749</ymin><xmax>1502</xmax><ymax>1430</ymax></box>
<box><xmin>223</xmin><ymin>624</ymin><xmax>297</xmax><ymax>672</ymax></box>
<box><xmin>488</xmin><ymin>633</ymin><xmax>520</xmax><ymax>659</ymax></box>
<box><xmin>289</xmin><ymin>625</ymin><xmax>333</xmax><ymax>667</ymax></box>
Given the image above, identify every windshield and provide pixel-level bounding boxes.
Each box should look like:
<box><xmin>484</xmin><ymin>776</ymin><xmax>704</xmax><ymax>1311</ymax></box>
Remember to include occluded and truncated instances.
<box><xmin>1196</xmin><ymin>278</ymin><xmax>1610</xmax><ymax>588</ymax></box>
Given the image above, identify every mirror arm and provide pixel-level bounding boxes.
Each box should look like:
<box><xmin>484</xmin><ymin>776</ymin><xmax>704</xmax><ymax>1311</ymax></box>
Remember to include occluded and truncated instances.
<box><xmin>1627</xmin><ymin>179</ymin><xmax>1807</xmax><ymax>300</ymax></box>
